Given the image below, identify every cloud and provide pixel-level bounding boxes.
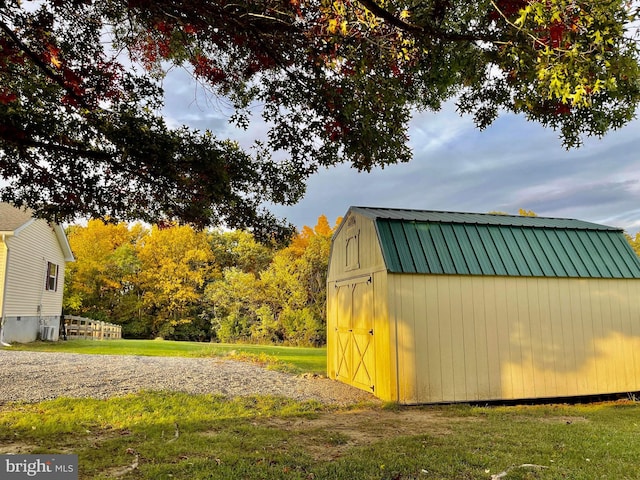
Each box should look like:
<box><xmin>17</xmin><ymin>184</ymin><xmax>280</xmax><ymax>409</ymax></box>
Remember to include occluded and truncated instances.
<box><xmin>158</xmin><ymin>69</ymin><xmax>640</xmax><ymax>234</ymax></box>
<box><xmin>513</xmin><ymin>180</ymin><xmax>639</xmax><ymax>214</ymax></box>
<box><xmin>270</xmin><ymin>107</ymin><xmax>640</xmax><ymax>233</ymax></box>
<box><xmin>161</xmin><ymin>69</ymin><xmax>238</xmax><ymax>134</ymax></box>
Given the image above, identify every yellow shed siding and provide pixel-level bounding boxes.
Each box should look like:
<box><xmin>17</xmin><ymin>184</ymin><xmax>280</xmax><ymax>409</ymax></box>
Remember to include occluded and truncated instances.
<box><xmin>327</xmin><ymin>210</ymin><xmax>397</xmax><ymax>401</ymax></box>
<box><xmin>423</xmin><ymin>275</ymin><xmax>443</xmax><ymax>401</ymax></box>
<box><xmin>327</xmin><ymin>211</ymin><xmax>386</xmax><ymax>280</ymax></box>
<box><xmin>387</xmin><ymin>274</ymin><xmax>640</xmax><ymax>403</ymax></box>
<box><xmin>326</xmin><ymin>284</ymin><xmax>337</xmax><ymax>379</ymax></box>
<box><xmin>390</xmin><ymin>274</ymin><xmax>417</xmax><ymax>402</ymax></box>
<box><xmin>371</xmin><ymin>271</ymin><xmax>395</xmax><ymax>401</ymax></box>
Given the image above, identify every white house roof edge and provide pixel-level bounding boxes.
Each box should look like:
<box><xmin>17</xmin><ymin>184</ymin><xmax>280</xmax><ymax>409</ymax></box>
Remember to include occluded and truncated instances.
<box><xmin>53</xmin><ymin>224</ymin><xmax>75</xmax><ymax>262</ymax></box>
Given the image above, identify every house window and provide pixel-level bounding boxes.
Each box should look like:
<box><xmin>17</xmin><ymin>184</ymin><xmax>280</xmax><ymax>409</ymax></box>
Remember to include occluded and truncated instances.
<box><xmin>45</xmin><ymin>262</ymin><xmax>59</xmax><ymax>292</ymax></box>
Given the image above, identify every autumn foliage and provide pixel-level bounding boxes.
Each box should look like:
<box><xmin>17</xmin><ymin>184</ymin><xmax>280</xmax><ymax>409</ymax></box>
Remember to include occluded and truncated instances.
<box><xmin>0</xmin><ymin>1</ymin><xmax>639</xmax><ymax>234</ymax></box>
<box><xmin>64</xmin><ymin>216</ymin><xmax>340</xmax><ymax>344</ymax></box>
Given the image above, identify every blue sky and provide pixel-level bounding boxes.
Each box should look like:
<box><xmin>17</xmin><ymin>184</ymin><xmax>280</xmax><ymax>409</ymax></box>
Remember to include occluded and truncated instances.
<box><xmin>162</xmin><ymin>70</ymin><xmax>640</xmax><ymax>235</ymax></box>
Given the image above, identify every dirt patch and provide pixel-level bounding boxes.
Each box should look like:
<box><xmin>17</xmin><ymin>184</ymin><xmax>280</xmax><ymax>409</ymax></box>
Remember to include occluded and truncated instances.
<box><xmin>257</xmin><ymin>408</ymin><xmax>481</xmax><ymax>460</ymax></box>
<box><xmin>0</xmin><ymin>442</ymin><xmax>37</xmax><ymax>454</ymax></box>
<box><xmin>0</xmin><ymin>442</ymin><xmax>80</xmax><ymax>455</ymax></box>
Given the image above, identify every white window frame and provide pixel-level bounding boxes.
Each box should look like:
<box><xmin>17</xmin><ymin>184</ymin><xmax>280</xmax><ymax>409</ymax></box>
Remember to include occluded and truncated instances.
<box><xmin>45</xmin><ymin>261</ymin><xmax>59</xmax><ymax>292</ymax></box>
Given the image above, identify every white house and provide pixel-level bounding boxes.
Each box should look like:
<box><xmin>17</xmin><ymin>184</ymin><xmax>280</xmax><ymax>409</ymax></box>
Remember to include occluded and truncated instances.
<box><xmin>0</xmin><ymin>203</ymin><xmax>74</xmax><ymax>343</ymax></box>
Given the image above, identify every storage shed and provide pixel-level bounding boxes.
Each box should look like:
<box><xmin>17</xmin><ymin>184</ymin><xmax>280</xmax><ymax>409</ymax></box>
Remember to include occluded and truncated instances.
<box><xmin>326</xmin><ymin>206</ymin><xmax>640</xmax><ymax>404</ymax></box>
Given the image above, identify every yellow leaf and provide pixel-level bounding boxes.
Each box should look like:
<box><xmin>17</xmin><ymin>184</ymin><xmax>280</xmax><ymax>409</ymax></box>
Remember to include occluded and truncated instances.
<box><xmin>328</xmin><ymin>18</ymin><xmax>338</xmax><ymax>34</ymax></box>
<box><xmin>550</xmin><ymin>11</ymin><xmax>562</xmax><ymax>23</ymax></box>
<box><xmin>592</xmin><ymin>79</ymin><xmax>603</xmax><ymax>94</ymax></box>
<box><xmin>514</xmin><ymin>5</ymin><xmax>531</xmax><ymax>26</ymax></box>
<box><xmin>592</xmin><ymin>30</ymin><xmax>603</xmax><ymax>44</ymax></box>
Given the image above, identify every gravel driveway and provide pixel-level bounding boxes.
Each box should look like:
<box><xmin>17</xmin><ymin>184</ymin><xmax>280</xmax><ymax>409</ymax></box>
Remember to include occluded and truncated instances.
<box><xmin>0</xmin><ymin>350</ymin><xmax>377</xmax><ymax>406</ymax></box>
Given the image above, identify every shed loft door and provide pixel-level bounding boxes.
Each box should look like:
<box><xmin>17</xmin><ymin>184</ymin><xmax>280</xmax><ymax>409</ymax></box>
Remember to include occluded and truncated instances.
<box><xmin>335</xmin><ymin>276</ymin><xmax>375</xmax><ymax>392</ymax></box>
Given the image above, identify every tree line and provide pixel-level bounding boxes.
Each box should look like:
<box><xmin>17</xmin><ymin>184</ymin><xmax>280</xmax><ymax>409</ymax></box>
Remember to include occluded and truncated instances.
<box><xmin>63</xmin><ymin>215</ymin><xmax>339</xmax><ymax>345</ymax></box>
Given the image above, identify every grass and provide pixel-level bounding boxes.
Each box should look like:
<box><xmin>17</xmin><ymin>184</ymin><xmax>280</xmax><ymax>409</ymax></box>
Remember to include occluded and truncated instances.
<box><xmin>2</xmin><ymin>339</ymin><xmax>327</xmax><ymax>374</ymax></box>
<box><xmin>4</xmin><ymin>340</ymin><xmax>640</xmax><ymax>479</ymax></box>
<box><xmin>1</xmin><ymin>392</ymin><xmax>640</xmax><ymax>479</ymax></box>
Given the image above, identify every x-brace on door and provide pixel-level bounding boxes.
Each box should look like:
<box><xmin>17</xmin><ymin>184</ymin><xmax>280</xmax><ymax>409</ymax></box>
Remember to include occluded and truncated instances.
<box><xmin>335</xmin><ymin>275</ymin><xmax>375</xmax><ymax>392</ymax></box>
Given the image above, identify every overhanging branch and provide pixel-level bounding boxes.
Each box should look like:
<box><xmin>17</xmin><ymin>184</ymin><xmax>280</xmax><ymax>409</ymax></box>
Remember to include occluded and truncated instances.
<box><xmin>0</xmin><ymin>19</ymin><xmax>90</xmax><ymax>109</ymax></box>
<box><xmin>355</xmin><ymin>0</ymin><xmax>499</xmax><ymax>43</ymax></box>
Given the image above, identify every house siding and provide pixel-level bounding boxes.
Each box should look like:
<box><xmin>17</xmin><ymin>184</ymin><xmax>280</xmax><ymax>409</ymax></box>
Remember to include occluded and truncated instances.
<box><xmin>3</xmin><ymin>219</ymin><xmax>66</xmax><ymax>319</ymax></box>
<box><xmin>0</xmin><ymin>241</ymin><xmax>6</xmax><ymax>319</ymax></box>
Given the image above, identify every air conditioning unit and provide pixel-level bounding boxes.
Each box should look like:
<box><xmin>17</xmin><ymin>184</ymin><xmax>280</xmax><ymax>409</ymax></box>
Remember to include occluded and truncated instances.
<box><xmin>39</xmin><ymin>326</ymin><xmax>56</xmax><ymax>341</ymax></box>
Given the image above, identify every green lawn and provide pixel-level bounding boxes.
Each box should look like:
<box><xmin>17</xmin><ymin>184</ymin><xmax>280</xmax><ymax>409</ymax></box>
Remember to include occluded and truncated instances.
<box><xmin>1</xmin><ymin>339</ymin><xmax>327</xmax><ymax>374</ymax></box>
<box><xmin>4</xmin><ymin>340</ymin><xmax>640</xmax><ymax>479</ymax></box>
<box><xmin>1</xmin><ymin>392</ymin><xmax>639</xmax><ymax>479</ymax></box>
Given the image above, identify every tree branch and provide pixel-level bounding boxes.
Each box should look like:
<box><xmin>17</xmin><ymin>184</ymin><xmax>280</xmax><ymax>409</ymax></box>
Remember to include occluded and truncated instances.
<box><xmin>355</xmin><ymin>0</ymin><xmax>498</xmax><ymax>43</ymax></box>
<box><xmin>0</xmin><ymin>18</ymin><xmax>91</xmax><ymax>109</ymax></box>
<box><xmin>0</xmin><ymin>130</ymin><xmax>112</xmax><ymax>162</ymax></box>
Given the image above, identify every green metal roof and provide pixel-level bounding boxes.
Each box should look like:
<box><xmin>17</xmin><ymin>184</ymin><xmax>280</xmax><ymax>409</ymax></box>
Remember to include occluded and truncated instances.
<box><xmin>351</xmin><ymin>207</ymin><xmax>640</xmax><ymax>279</ymax></box>
<box><xmin>352</xmin><ymin>206</ymin><xmax>621</xmax><ymax>230</ymax></box>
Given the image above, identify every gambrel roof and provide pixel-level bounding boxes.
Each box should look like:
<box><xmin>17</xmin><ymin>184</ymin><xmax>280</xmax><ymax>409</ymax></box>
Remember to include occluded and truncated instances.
<box><xmin>349</xmin><ymin>206</ymin><xmax>640</xmax><ymax>278</ymax></box>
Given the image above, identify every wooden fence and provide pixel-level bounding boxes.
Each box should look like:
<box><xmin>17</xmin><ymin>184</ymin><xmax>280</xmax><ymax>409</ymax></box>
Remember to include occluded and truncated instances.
<box><xmin>63</xmin><ymin>315</ymin><xmax>122</xmax><ymax>340</ymax></box>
